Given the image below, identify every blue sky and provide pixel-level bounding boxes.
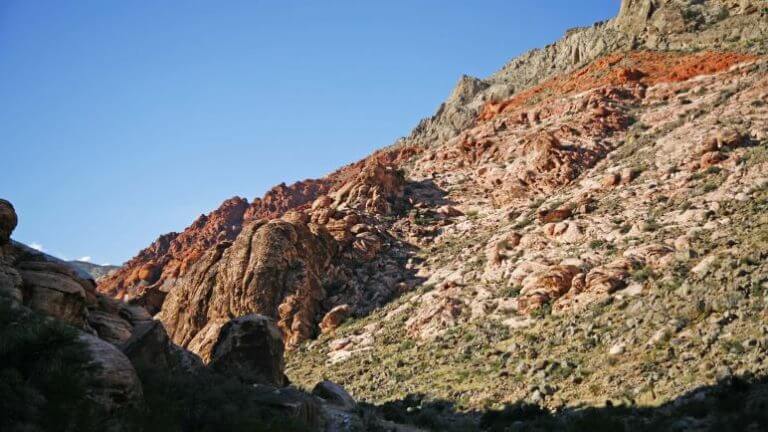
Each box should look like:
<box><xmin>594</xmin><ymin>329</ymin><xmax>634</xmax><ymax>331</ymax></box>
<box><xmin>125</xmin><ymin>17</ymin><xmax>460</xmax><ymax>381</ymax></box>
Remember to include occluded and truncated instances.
<box><xmin>0</xmin><ymin>0</ymin><xmax>617</xmax><ymax>265</ymax></box>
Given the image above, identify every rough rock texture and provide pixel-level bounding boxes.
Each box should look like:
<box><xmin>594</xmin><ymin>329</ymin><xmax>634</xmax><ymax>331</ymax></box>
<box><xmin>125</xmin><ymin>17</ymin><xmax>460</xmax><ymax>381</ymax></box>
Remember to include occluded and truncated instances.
<box><xmin>157</xmin><ymin>217</ymin><xmax>336</xmax><ymax>350</ymax></box>
<box><xmin>208</xmin><ymin>314</ymin><xmax>287</xmax><ymax>386</ymax></box>
<box><xmin>0</xmin><ymin>199</ymin><xmax>17</xmax><ymax>244</ymax></box>
<box><xmin>99</xmin><ymin>196</ymin><xmax>250</xmax><ymax>308</ymax></box>
<box><xmin>78</xmin><ymin>332</ymin><xmax>144</xmax><ymax>412</ymax></box>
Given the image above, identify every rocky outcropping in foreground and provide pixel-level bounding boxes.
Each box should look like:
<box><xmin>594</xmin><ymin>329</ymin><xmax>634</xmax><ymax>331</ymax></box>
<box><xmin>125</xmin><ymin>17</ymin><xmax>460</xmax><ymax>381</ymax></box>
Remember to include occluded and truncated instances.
<box><xmin>0</xmin><ymin>199</ymin><xmax>420</xmax><ymax>432</ymax></box>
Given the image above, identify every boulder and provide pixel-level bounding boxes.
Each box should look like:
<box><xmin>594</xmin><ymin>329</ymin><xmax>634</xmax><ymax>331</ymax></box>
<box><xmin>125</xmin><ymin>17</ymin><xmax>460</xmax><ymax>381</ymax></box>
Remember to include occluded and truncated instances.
<box><xmin>319</xmin><ymin>304</ymin><xmax>352</xmax><ymax>334</ymax></box>
<box><xmin>312</xmin><ymin>380</ymin><xmax>357</xmax><ymax>410</ymax></box>
<box><xmin>78</xmin><ymin>332</ymin><xmax>143</xmax><ymax>413</ymax></box>
<box><xmin>537</xmin><ymin>207</ymin><xmax>572</xmax><ymax>224</ymax></box>
<box><xmin>518</xmin><ymin>265</ymin><xmax>580</xmax><ymax>314</ymax></box>
<box><xmin>209</xmin><ymin>314</ymin><xmax>287</xmax><ymax>386</ymax></box>
<box><xmin>121</xmin><ymin>320</ymin><xmax>203</xmax><ymax>373</ymax></box>
<box><xmin>88</xmin><ymin>310</ymin><xmax>134</xmax><ymax>345</ymax></box>
<box><xmin>18</xmin><ymin>261</ymin><xmax>90</xmax><ymax>327</ymax></box>
<box><xmin>0</xmin><ymin>199</ymin><xmax>17</xmax><ymax>244</ymax></box>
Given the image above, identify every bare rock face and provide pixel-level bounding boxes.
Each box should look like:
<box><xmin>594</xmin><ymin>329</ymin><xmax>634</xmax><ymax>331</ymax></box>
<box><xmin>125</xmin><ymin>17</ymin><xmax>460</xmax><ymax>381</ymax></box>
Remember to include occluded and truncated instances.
<box><xmin>158</xmin><ymin>217</ymin><xmax>336</xmax><ymax>351</ymax></box>
<box><xmin>0</xmin><ymin>199</ymin><xmax>17</xmax><ymax>244</ymax></box>
<box><xmin>244</xmin><ymin>178</ymin><xmax>332</xmax><ymax>220</ymax></box>
<box><xmin>17</xmin><ymin>260</ymin><xmax>92</xmax><ymax>327</ymax></box>
<box><xmin>208</xmin><ymin>314</ymin><xmax>286</xmax><ymax>386</ymax></box>
<box><xmin>99</xmin><ymin>196</ymin><xmax>250</xmax><ymax>306</ymax></box>
<box><xmin>331</xmin><ymin>159</ymin><xmax>406</xmax><ymax>215</ymax></box>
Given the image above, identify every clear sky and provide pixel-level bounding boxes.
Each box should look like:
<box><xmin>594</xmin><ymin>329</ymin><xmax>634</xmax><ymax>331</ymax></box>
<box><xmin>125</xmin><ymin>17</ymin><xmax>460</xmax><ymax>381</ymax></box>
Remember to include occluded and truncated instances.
<box><xmin>1</xmin><ymin>0</ymin><xmax>618</xmax><ymax>265</ymax></box>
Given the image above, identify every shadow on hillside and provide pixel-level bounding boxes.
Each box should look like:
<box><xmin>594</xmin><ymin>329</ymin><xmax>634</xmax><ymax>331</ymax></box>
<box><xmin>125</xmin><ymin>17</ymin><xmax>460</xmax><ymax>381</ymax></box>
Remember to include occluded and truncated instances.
<box><xmin>404</xmin><ymin>178</ymin><xmax>459</xmax><ymax>209</ymax></box>
<box><xmin>328</xmin><ymin>177</ymin><xmax>457</xmax><ymax>318</ymax></box>
<box><xmin>362</xmin><ymin>373</ymin><xmax>768</xmax><ymax>432</ymax></box>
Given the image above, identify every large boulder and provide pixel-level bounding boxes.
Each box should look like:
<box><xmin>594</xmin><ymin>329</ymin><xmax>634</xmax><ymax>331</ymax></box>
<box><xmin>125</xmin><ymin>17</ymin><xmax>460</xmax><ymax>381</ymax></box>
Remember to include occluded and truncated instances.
<box><xmin>17</xmin><ymin>260</ymin><xmax>91</xmax><ymax>328</ymax></box>
<box><xmin>121</xmin><ymin>320</ymin><xmax>203</xmax><ymax>373</ymax></box>
<box><xmin>312</xmin><ymin>380</ymin><xmax>356</xmax><ymax>410</ymax></box>
<box><xmin>208</xmin><ymin>314</ymin><xmax>287</xmax><ymax>387</ymax></box>
<box><xmin>78</xmin><ymin>332</ymin><xmax>144</xmax><ymax>413</ymax></box>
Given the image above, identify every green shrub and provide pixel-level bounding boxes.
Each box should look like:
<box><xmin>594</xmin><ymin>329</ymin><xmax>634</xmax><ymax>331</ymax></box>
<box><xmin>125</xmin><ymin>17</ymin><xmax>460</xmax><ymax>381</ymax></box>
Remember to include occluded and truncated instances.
<box><xmin>0</xmin><ymin>300</ymin><xmax>103</xmax><ymax>432</ymax></box>
<box><xmin>136</xmin><ymin>366</ymin><xmax>311</xmax><ymax>432</ymax></box>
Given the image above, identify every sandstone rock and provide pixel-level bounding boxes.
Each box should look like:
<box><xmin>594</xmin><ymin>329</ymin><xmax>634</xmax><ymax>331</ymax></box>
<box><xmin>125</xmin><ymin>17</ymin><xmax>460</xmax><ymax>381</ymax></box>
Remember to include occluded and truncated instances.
<box><xmin>250</xmin><ymin>385</ymin><xmax>322</xmax><ymax>430</ymax></box>
<box><xmin>209</xmin><ymin>314</ymin><xmax>287</xmax><ymax>387</ymax></box>
<box><xmin>700</xmin><ymin>151</ymin><xmax>728</xmax><ymax>168</ymax></box>
<box><xmin>352</xmin><ymin>231</ymin><xmax>383</xmax><ymax>260</ymax></box>
<box><xmin>543</xmin><ymin>221</ymin><xmax>583</xmax><ymax>243</ymax></box>
<box><xmin>537</xmin><ymin>207</ymin><xmax>573</xmax><ymax>224</ymax></box>
<box><xmin>18</xmin><ymin>261</ymin><xmax>90</xmax><ymax>327</ymax></box>
<box><xmin>0</xmin><ymin>199</ymin><xmax>17</xmax><ymax>244</ymax></box>
<box><xmin>312</xmin><ymin>380</ymin><xmax>357</xmax><ymax>410</ymax></box>
<box><xmin>602</xmin><ymin>172</ymin><xmax>622</xmax><ymax>188</ymax></box>
<box><xmin>88</xmin><ymin>310</ymin><xmax>134</xmax><ymax>345</ymax></box>
<box><xmin>623</xmin><ymin>244</ymin><xmax>674</xmax><ymax>267</ymax></box>
<box><xmin>319</xmin><ymin>304</ymin><xmax>352</xmax><ymax>334</ymax></box>
<box><xmin>311</xmin><ymin>194</ymin><xmax>334</xmax><ymax>211</ymax></box>
<box><xmin>158</xmin><ymin>218</ymin><xmax>335</xmax><ymax>350</ymax></box>
<box><xmin>331</xmin><ymin>159</ymin><xmax>405</xmax><ymax>215</ymax></box>
<box><xmin>99</xmin><ymin>196</ymin><xmax>250</xmax><ymax>301</ymax></box>
<box><xmin>0</xmin><ymin>260</ymin><xmax>23</xmax><ymax>302</ymax></box>
<box><xmin>78</xmin><ymin>332</ymin><xmax>143</xmax><ymax>413</ymax></box>
<box><xmin>518</xmin><ymin>265</ymin><xmax>580</xmax><ymax>314</ymax></box>
<box><xmin>121</xmin><ymin>320</ymin><xmax>203</xmax><ymax>373</ymax></box>
<box><xmin>437</xmin><ymin>205</ymin><xmax>464</xmax><ymax>217</ymax></box>
<box><xmin>486</xmin><ymin>232</ymin><xmax>522</xmax><ymax>265</ymax></box>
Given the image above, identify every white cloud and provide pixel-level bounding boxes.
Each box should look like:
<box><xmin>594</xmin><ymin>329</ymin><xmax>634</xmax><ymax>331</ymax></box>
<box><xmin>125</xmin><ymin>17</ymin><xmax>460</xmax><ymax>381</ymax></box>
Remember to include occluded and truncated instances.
<box><xmin>78</xmin><ymin>256</ymin><xmax>92</xmax><ymax>263</ymax></box>
<box><xmin>30</xmin><ymin>242</ymin><xmax>44</xmax><ymax>252</ymax></box>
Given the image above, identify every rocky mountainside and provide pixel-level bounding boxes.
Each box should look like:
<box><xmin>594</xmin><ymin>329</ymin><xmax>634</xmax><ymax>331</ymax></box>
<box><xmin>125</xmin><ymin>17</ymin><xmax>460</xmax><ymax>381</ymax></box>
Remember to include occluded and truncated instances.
<box><xmin>8</xmin><ymin>0</ymin><xmax>768</xmax><ymax>431</ymax></box>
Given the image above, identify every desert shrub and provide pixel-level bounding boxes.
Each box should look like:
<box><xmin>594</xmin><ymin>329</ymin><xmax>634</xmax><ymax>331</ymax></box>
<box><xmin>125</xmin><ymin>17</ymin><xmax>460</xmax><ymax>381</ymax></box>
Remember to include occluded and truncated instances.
<box><xmin>0</xmin><ymin>300</ymin><xmax>103</xmax><ymax>432</ymax></box>
<box><xmin>136</xmin><ymin>366</ymin><xmax>310</xmax><ymax>432</ymax></box>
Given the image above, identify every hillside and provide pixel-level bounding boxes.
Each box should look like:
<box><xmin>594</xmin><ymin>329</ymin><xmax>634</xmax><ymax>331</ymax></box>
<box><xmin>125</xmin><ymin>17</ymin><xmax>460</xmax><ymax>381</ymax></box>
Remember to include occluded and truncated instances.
<box><xmin>34</xmin><ymin>0</ymin><xmax>768</xmax><ymax>430</ymax></box>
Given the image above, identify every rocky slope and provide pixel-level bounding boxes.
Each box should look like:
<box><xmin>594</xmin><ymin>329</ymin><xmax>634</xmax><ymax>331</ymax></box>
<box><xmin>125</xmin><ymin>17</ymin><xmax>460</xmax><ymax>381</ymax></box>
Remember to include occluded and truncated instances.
<box><xmin>81</xmin><ymin>1</ymin><xmax>768</xmax><ymax>430</ymax></box>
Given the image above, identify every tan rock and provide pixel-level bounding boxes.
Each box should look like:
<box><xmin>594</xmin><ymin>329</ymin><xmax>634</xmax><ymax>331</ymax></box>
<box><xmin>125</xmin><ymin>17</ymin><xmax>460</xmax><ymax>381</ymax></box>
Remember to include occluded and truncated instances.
<box><xmin>319</xmin><ymin>304</ymin><xmax>352</xmax><ymax>333</ymax></box>
<box><xmin>518</xmin><ymin>265</ymin><xmax>580</xmax><ymax>314</ymax></box>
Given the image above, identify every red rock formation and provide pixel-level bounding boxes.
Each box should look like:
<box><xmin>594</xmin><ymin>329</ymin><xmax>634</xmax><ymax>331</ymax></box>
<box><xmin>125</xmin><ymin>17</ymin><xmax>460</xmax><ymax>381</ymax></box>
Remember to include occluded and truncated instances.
<box><xmin>98</xmin><ymin>145</ymin><xmax>417</xmax><ymax>313</ymax></box>
<box><xmin>478</xmin><ymin>51</ymin><xmax>756</xmax><ymax>122</ymax></box>
<box><xmin>99</xmin><ymin>197</ymin><xmax>249</xmax><ymax>307</ymax></box>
